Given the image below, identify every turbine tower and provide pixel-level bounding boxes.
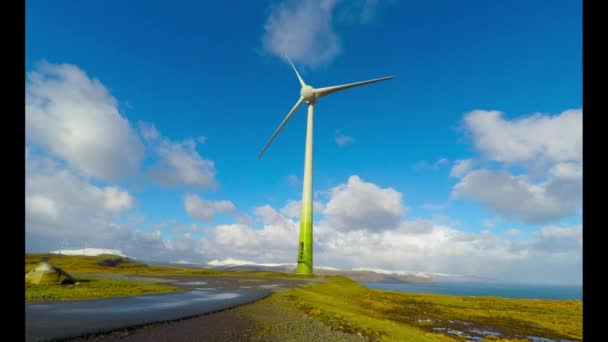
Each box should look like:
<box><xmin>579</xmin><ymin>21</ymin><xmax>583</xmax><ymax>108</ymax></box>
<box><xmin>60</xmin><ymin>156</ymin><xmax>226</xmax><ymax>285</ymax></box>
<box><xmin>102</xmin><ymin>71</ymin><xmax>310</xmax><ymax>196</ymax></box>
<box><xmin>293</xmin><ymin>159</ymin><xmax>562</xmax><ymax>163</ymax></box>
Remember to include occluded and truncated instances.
<box><xmin>258</xmin><ymin>56</ymin><xmax>394</xmax><ymax>275</ymax></box>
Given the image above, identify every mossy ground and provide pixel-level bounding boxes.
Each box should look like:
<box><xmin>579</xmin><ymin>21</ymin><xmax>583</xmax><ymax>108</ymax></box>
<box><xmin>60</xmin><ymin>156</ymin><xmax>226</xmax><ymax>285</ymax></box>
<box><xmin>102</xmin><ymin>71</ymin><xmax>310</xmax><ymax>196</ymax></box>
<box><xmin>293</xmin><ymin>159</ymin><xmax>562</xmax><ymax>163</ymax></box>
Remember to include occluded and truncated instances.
<box><xmin>273</xmin><ymin>276</ymin><xmax>582</xmax><ymax>342</ymax></box>
<box><xmin>26</xmin><ymin>277</ymin><xmax>180</xmax><ymax>304</ymax></box>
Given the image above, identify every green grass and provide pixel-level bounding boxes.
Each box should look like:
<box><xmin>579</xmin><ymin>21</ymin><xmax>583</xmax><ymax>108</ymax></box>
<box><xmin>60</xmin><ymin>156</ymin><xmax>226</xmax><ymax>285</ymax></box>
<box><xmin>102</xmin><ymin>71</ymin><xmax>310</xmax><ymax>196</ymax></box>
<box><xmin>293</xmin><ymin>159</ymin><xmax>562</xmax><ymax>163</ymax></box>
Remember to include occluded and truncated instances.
<box><xmin>26</xmin><ymin>277</ymin><xmax>180</xmax><ymax>304</ymax></box>
<box><xmin>25</xmin><ymin>253</ymin><xmax>225</xmax><ymax>276</ymax></box>
<box><xmin>272</xmin><ymin>276</ymin><xmax>582</xmax><ymax>342</ymax></box>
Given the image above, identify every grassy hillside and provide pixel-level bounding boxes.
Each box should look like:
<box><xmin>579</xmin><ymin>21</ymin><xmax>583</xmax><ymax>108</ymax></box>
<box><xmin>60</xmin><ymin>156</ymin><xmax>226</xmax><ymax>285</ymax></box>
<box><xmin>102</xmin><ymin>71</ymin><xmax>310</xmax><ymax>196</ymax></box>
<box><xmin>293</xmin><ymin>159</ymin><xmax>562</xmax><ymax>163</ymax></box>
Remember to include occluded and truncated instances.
<box><xmin>26</xmin><ymin>277</ymin><xmax>179</xmax><ymax>304</ymax></box>
<box><xmin>25</xmin><ymin>253</ymin><xmax>224</xmax><ymax>276</ymax></box>
<box><xmin>25</xmin><ymin>253</ymin><xmax>316</xmax><ymax>280</ymax></box>
<box><xmin>272</xmin><ymin>276</ymin><xmax>582</xmax><ymax>341</ymax></box>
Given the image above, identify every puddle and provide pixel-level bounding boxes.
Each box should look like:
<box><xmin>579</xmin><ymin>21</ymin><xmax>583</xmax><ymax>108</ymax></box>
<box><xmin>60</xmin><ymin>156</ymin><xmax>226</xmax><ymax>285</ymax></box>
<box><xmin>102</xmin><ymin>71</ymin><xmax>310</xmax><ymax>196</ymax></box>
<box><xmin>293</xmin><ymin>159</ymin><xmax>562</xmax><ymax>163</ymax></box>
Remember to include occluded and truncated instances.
<box><xmin>431</xmin><ymin>324</ymin><xmax>503</xmax><ymax>341</ymax></box>
<box><xmin>432</xmin><ymin>327</ymin><xmax>464</xmax><ymax>336</ymax></box>
<box><xmin>418</xmin><ymin>318</ymin><xmax>442</xmax><ymax>323</ymax></box>
<box><xmin>259</xmin><ymin>284</ymin><xmax>283</xmax><ymax>288</ymax></box>
<box><xmin>195</xmin><ymin>288</ymin><xmax>216</xmax><ymax>291</ymax></box>
<box><xmin>526</xmin><ymin>337</ymin><xmax>579</xmax><ymax>342</ymax></box>
<box><xmin>174</xmin><ymin>281</ymin><xmax>207</xmax><ymax>286</ymax></box>
<box><xmin>470</xmin><ymin>328</ymin><xmax>501</xmax><ymax>336</ymax></box>
<box><xmin>428</xmin><ymin>322</ymin><xmax>579</xmax><ymax>342</ymax></box>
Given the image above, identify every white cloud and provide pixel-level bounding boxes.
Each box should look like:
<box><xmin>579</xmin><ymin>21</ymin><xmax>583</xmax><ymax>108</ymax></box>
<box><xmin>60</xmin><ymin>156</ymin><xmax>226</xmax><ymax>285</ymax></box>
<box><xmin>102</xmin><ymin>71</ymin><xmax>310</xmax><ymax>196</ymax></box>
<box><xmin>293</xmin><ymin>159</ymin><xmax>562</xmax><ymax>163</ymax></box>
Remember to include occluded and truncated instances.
<box><xmin>25</xmin><ymin>151</ymin><xmax>204</xmax><ymax>263</ymax></box>
<box><xmin>505</xmin><ymin>229</ymin><xmax>521</xmax><ymax>237</ymax></box>
<box><xmin>450</xmin><ymin>159</ymin><xmax>473</xmax><ymax>178</ymax></box>
<box><xmin>335</xmin><ymin>132</ymin><xmax>354</xmax><ymax>147</ymax></box>
<box><xmin>102</xmin><ymin>187</ymin><xmax>134</xmax><ymax>212</ymax></box>
<box><xmin>532</xmin><ymin>226</ymin><xmax>582</xmax><ymax>253</ymax></box>
<box><xmin>26</xmin><ymin>164</ymin><xmax>582</xmax><ymax>284</ymax></box>
<box><xmin>324</xmin><ymin>175</ymin><xmax>406</xmax><ymax>231</ymax></box>
<box><xmin>27</xmin><ymin>195</ymin><xmax>58</xmax><ymax>220</ymax></box>
<box><xmin>550</xmin><ymin>162</ymin><xmax>582</xmax><ymax>180</ymax></box>
<box><xmin>26</xmin><ymin>62</ymin><xmax>144</xmax><ymax>181</ymax></box>
<box><xmin>453</xmin><ymin>169</ymin><xmax>581</xmax><ymax>224</ymax></box>
<box><xmin>280</xmin><ymin>200</ymin><xmax>326</xmax><ymax>219</ymax></box>
<box><xmin>50</xmin><ymin>248</ymin><xmax>128</xmax><ymax>258</ymax></box>
<box><xmin>205</xmin><ymin>200</ymin><xmax>579</xmax><ymax>284</ymax></box>
<box><xmin>455</xmin><ymin>109</ymin><xmax>582</xmax><ymax>224</ymax></box>
<box><xmin>26</xmin><ymin>151</ymin><xmax>134</xmax><ymax>246</ymax></box>
<box><xmin>140</xmin><ymin>122</ymin><xmax>218</xmax><ymax>189</ymax></box>
<box><xmin>261</xmin><ymin>0</ymin><xmax>387</xmax><ymax>68</ymax></box>
<box><xmin>262</xmin><ymin>0</ymin><xmax>341</xmax><ymax>68</ymax></box>
<box><xmin>184</xmin><ymin>194</ymin><xmax>236</xmax><ymax>221</ymax></box>
<box><xmin>463</xmin><ymin>109</ymin><xmax>582</xmax><ymax>164</ymax></box>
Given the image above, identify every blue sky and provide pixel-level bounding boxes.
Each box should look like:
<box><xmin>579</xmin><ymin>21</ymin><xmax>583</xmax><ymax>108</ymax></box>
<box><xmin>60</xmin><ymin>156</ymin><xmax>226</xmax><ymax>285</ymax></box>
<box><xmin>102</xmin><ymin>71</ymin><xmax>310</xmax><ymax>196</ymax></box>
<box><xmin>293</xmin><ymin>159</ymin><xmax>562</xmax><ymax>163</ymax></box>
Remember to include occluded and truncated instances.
<box><xmin>25</xmin><ymin>0</ymin><xmax>582</xmax><ymax>284</ymax></box>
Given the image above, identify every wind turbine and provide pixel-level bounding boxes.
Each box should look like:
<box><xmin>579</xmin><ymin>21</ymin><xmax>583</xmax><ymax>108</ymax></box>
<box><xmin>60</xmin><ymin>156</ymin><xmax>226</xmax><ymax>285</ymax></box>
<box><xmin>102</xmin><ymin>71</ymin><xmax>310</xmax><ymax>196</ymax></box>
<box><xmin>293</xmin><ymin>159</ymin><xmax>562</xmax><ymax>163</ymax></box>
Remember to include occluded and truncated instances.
<box><xmin>258</xmin><ymin>55</ymin><xmax>394</xmax><ymax>275</ymax></box>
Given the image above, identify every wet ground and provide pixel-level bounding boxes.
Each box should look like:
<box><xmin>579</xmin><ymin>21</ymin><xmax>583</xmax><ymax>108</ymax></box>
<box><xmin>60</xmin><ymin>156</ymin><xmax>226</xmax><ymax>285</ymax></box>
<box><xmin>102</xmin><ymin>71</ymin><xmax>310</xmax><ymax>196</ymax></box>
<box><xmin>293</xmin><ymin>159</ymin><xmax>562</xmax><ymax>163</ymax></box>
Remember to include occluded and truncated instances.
<box><xmin>26</xmin><ymin>274</ymin><xmax>318</xmax><ymax>342</ymax></box>
<box><xmin>420</xmin><ymin>318</ymin><xmax>579</xmax><ymax>342</ymax></box>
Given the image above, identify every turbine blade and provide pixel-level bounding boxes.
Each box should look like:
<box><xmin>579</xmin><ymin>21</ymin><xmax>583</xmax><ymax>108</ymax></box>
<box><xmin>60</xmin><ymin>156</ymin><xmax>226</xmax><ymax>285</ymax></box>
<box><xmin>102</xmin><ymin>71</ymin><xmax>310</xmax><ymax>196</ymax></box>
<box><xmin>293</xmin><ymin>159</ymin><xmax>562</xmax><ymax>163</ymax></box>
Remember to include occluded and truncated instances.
<box><xmin>258</xmin><ymin>97</ymin><xmax>305</xmax><ymax>158</ymax></box>
<box><xmin>285</xmin><ymin>54</ymin><xmax>306</xmax><ymax>87</ymax></box>
<box><xmin>315</xmin><ymin>76</ymin><xmax>395</xmax><ymax>98</ymax></box>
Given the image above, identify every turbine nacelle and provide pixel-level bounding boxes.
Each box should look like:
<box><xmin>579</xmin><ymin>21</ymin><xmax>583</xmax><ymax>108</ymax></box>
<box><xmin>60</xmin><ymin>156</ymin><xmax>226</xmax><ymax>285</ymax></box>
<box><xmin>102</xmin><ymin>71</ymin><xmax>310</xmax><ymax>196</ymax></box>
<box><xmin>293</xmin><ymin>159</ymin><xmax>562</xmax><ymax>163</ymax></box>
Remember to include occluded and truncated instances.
<box><xmin>300</xmin><ymin>85</ymin><xmax>317</xmax><ymax>105</ymax></box>
<box><xmin>257</xmin><ymin>55</ymin><xmax>394</xmax><ymax>159</ymax></box>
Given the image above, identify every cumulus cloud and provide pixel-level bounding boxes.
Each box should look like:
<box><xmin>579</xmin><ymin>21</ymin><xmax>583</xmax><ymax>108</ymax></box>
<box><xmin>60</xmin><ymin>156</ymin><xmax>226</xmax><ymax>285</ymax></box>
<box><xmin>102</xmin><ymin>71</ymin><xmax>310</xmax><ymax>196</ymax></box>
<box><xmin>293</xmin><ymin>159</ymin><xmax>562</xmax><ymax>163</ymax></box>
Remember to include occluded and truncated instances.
<box><xmin>205</xmin><ymin>196</ymin><xmax>580</xmax><ymax>284</ymax></box>
<box><xmin>532</xmin><ymin>226</ymin><xmax>582</xmax><ymax>253</ymax></box>
<box><xmin>335</xmin><ymin>131</ymin><xmax>354</xmax><ymax>146</ymax></box>
<box><xmin>261</xmin><ymin>0</ymin><xmax>386</xmax><ymax>68</ymax></box>
<box><xmin>262</xmin><ymin>0</ymin><xmax>341</xmax><ymax>68</ymax></box>
<box><xmin>139</xmin><ymin>122</ymin><xmax>218</xmax><ymax>189</ymax></box>
<box><xmin>453</xmin><ymin>169</ymin><xmax>581</xmax><ymax>224</ymax></box>
<box><xmin>201</xmin><ymin>210</ymin><xmax>299</xmax><ymax>263</ymax></box>
<box><xmin>26</xmin><ymin>151</ymin><xmax>133</xmax><ymax>245</ymax></box>
<box><xmin>25</xmin><ymin>61</ymin><xmax>144</xmax><ymax>181</ymax></box>
<box><xmin>184</xmin><ymin>194</ymin><xmax>236</xmax><ymax>221</ymax></box>
<box><xmin>550</xmin><ymin>162</ymin><xmax>582</xmax><ymax>180</ymax></box>
<box><xmin>323</xmin><ymin>175</ymin><xmax>406</xmax><ymax>231</ymax></box>
<box><xmin>450</xmin><ymin>159</ymin><xmax>473</xmax><ymax>178</ymax></box>
<box><xmin>454</xmin><ymin>109</ymin><xmax>582</xmax><ymax>224</ymax></box>
<box><xmin>25</xmin><ymin>149</ymin><xmax>207</xmax><ymax>263</ymax></box>
<box><xmin>505</xmin><ymin>229</ymin><xmax>521</xmax><ymax>237</ymax></box>
<box><xmin>280</xmin><ymin>200</ymin><xmax>326</xmax><ymax>219</ymax></box>
<box><xmin>463</xmin><ymin>109</ymin><xmax>582</xmax><ymax>164</ymax></box>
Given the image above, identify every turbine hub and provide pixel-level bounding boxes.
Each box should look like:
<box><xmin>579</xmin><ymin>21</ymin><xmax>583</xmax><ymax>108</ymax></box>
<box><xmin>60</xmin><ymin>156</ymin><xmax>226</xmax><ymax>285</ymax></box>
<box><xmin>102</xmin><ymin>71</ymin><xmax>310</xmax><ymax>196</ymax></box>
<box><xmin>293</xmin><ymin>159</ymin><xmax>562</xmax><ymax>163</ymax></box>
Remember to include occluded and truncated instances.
<box><xmin>300</xmin><ymin>85</ymin><xmax>317</xmax><ymax>105</ymax></box>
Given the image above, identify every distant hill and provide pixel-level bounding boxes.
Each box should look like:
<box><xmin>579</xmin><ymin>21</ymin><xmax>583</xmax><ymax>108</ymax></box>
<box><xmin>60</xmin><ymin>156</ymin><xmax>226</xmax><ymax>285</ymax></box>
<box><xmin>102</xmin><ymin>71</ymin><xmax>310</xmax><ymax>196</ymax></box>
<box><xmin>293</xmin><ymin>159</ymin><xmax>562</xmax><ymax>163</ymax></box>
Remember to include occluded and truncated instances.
<box><xmin>206</xmin><ymin>260</ymin><xmax>435</xmax><ymax>283</ymax></box>
<box><xmin>49</xmin><ymin>248</ymin><xmax>129</xmax><ymax>258</ymax></box>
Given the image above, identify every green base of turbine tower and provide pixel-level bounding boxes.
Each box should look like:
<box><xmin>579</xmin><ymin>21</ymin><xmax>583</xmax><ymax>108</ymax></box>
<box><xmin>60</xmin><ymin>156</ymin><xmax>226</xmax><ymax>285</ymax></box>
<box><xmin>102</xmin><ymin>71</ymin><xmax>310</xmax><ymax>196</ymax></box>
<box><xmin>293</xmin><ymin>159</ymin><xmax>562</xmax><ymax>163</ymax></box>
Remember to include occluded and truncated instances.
<box><xmin>296</xmin><ymin>104</ymin><xmax>314</xmax><ymax>275</ymax></box>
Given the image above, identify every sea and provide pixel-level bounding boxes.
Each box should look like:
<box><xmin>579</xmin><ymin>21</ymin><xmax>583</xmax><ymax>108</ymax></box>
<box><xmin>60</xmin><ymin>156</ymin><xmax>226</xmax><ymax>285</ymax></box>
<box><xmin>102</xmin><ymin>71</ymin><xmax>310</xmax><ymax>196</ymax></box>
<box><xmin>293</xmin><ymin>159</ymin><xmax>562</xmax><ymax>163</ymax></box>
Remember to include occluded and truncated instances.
<box><xmin>361</xmin><ymin>281</ymin><xmax>582</xmax><ymax>300</ymax></box>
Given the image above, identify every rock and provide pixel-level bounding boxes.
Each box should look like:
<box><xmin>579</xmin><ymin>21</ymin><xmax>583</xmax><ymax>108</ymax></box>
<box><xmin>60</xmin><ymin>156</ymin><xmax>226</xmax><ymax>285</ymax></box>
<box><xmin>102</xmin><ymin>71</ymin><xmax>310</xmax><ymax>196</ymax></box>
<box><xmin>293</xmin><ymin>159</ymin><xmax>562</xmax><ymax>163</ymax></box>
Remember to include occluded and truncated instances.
<box><xmin>25</xmin><ymin>262</ymin><xmax>76</xmax><ymax>285</ymax></box>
